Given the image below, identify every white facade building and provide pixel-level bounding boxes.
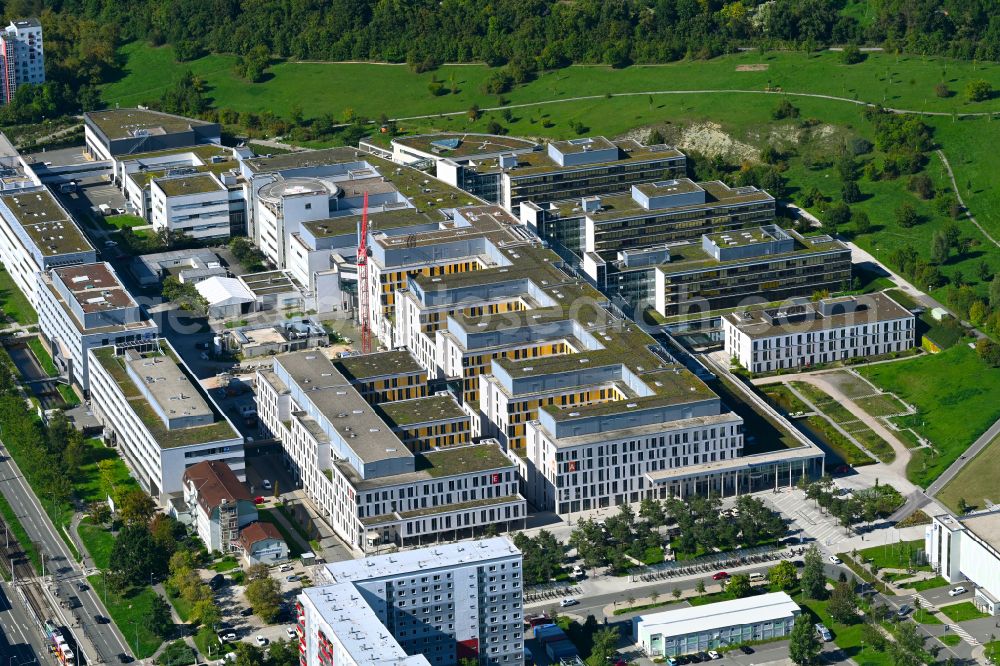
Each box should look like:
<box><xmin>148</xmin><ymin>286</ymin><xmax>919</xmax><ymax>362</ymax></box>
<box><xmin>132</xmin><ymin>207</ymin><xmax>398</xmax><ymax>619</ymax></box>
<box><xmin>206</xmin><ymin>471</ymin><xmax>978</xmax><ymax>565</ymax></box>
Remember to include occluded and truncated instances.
<box><xmin>0</xmin><ymin>187</ymin><xmax>96</xmax><ymax>308</ymax></box>
<box><xmin>0</xmin><ymin>19</ymin><xmax>44</xmax><ymax>105</ymax></box>
<box><xmin>297</xmin><ymin>537</ymin><xmax>523</xmax><ymax>666</ymax></box>
<box><xmin>36</xmin><ymin>262</ymin><xmax>157</xmax><ymax>391</ymax></box>
<box><xmin>87</xmin><ymin>340</ymin><xmax>244</xmax><ymax>502</ymax></box>
<box><xmin>927</xmin><ymin>511</ymin><xmax>1000</xmax><ymax>616</ymax></box>
<box><xmin>255</xmin><ymin>350</ymin><xmax>525</xmax><ymax>553</ymax></box>
<box><xmin>150</xmin><ymin>172</ymin><xmax>233</xmax><ymax>240</ymax></box>
<box><xmin>634</xmin><ymin>592</ymin><xmax>800</xmax><ymax>657</ymax></box>
<box><xmin>723</xmin><ymin>293</ymin><xmax>915</xmax><ymax>374</ymax></box>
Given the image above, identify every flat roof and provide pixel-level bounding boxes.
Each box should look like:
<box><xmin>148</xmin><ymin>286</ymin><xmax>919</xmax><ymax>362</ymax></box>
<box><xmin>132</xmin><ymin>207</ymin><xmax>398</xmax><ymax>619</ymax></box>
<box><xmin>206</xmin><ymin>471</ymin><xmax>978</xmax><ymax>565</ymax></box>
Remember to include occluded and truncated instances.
<box><xmin>581</xmin><ymin>181</ymin><xmax>774</xmax><ymax>222</ymax></box>
<box><xmin>395</xmin><ymin>133</ymin><xmax>537</xmax><ymax>159</ymax></box>
<box><xmin>321</xmin><ymin>535</ymin><xmax>518</xmax><ymax>584</ymax></box>
<box><xmin>86</xmin><ymin>109</ymin><xmax>215</xmax><ymax>141</ymax></box>
<box><xmin>657</xmin><ymin>232</ymin><xmax>848</xmax><ymax>275</ymax></box>
<box><xmin>154</xmin><ymin>172</ymin><xmax>224</xmax><ymax>197</ymax></box>
<box><xmin>2</xmin><ymin>189</ymin><xmax>94</xmax><ymax>256</ymax></box>
<box><xmin>469</xmin><ymin>139</ymin><xmax>683</xmax><ymax>177</ymax></box>
<box><xmin>92</xmin><ymin>345</ymin><xmax>237</xmax><ymax>449</ymax></box>
<box><xmin>303</xmin><ymin>207</ymin><xmax>439</xmax><ymax>240</ymax></box>
<box><xmin>125</xmin><ymin>350</ymin><xmax>214</xmax><ymax>421</ymax></box>
<box><xmin>723</xmin><ymin>292</ymin><xmax>913</xmax><ymax>339</ymax></box>
<box><xmin>379</xmin><ymin>395</ymin><xmax>467</xmax><ymax>428</ymax></box>
<box><xmin>240</xmin><ymin>270</ymin><xmax>299</xmax><ymax>297</ymax></box>
<box><xmin>416</xmin><ymin>443</ymin><xmax>511</xmax><ymax>478</ymax></box>
<box><xmin>242</xmin><ymin>147</ymin><xmax>363</xmax><ymax>174</ymax></box>
<box><xmin>52</xmin><ymin>263</ymin><xmax>137</xmax><ymax>313</ymax></box>
<box><xmin>334</xmin><ymin>350</ymin><xmax>424</xmax><ymax>381</ymax></box>
<box><xmin>632</xmin><ymin>178</ymin><xmax>704</xmax><ymax>197</ymax></box>
<box><xmin>959</xmin><ymin>511</ymin><xmax>1000</xmax><ymax>553</ymax></box>
<box><xmin>637</xmin><ymin>592</ymin><xmax>799</xmax><ymax>636</ymax></box>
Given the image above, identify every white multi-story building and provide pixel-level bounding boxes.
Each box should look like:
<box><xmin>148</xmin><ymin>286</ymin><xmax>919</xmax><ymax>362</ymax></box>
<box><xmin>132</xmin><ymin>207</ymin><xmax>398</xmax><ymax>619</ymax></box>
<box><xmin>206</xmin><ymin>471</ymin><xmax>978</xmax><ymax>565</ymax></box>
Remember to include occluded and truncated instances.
<box><xmin>722</xmin><ymin>293</ymin><xmax>915</xmax><ymax>374</ymax></box>
<box><xmin>255</xmin><ymin>350</ymin><xmax>525</xmax><ymax>553</ymax></box>
<box><xmin>150</xmin><ymin>171</ymin><xmax>236</xmax><ymax>240</ymax></box>
<box><xmin>181</xmin><ymin>459</ymin><xmax>257</xmax><ymax>554</ymax></box>
<box><xmin>0</xmin><ymin>186</ymin><xmax>96</xmax><ymax>307</ymax></box>
<box><xmin>0</xmin><ymin>19</ymin><xmax>44</xmax><ymax>105</ymax></box>
<box><xmin>84</xmin><ymin>108</ymin><xmax>220</xmax><ymax>162</ymax></box>
<box><xmin>927</xmin><ymin>511</ymin><xmax>1000</xmax><ymax>616</ymax></box>
<box><xmin>36</xmin><ymin>262</ymin><xmax>158</xmax><ymax>392</ymax></box>
<box><xmin>87</xmin><ymin>340</ymin><xmax>244</xmax><ymax>502</ymax></box>
<box><xmin>297</xmin><ymin>537</ymin><xmax>523</xmax><ymax>666</ymax></box>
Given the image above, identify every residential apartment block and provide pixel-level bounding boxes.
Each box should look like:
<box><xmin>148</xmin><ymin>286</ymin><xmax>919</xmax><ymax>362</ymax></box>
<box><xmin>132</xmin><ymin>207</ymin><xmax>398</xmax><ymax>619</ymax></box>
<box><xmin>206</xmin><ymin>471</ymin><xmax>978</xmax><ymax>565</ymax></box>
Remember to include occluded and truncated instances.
<box><xmin>723</xmin><ymin>293</ymin><xmax>915</xmax><ymax>374</ymax></box>
<box><xmin>296</xmin><ymin>537</ymin><xmax>523</xmax><ymax>666</ymax></box>
<box><xmin>652</xmin><ymin>226</ymin><xmax>852</xmax><ymax>318</ymax></box>
<box><xmin>181</xmin><ymin>459</ymin><xmax>257</xmax><ymax>554</ymax></box>
<box><xmin>927</xmin><ymin>511</ymin><xmax>1000</xmax><ymax>616</ymax></box>
<box><xmin>35</xmin><ymin>262</ymin><xmax>158</xmax><ymax>391</ymax></box>
<box><xmin>0</xmin><ymin>19</ymin><xmax>44</xmax><ymax>105</ymax></box>
<box><xmin>88</xmin><ymin>340</ymin><xmax>244</xmax><ymax>502</ymax></box>
<box><xmin>255</xmin><ymin>349</ymin><xmax>525</xmax><ymax>552</ymax></box>
<box><xmin>0</xmin><ymin>186</ymin><xmax>96</xmax><ymax>307</ymax></box>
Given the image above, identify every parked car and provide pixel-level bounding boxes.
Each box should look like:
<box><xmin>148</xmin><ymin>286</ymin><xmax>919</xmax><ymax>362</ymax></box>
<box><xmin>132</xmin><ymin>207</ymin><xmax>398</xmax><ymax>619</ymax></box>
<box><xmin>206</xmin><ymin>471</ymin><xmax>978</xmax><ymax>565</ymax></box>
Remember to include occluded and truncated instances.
<box><xmin>949</xmin><ymin>586</ymin><xmax>967</xmax><ymax>597</ymax></box>
<box><xmin>695</xmin><ymin>652</ymin><xmax>711</xmax><ymax>662</ymax></box>
<box><xmin>896</xmin><ymin>604</ymin><xmax>911</xmax><ymax>618</ymax></box>
<box><xmin>828</xmin><ymin>555</ymin><xmax>842</xmax><ymax>564</ymax></box>
<box><xmin>219</xmin><ymin>632</ymin><xmax>237</xmax><ymax>642</ymax></box>
<box><xmin>117</xmin><ymin>654</ymin><xmax>133</xmax><ymax>664</ymax></box>
<box><xmin>815</xmin><ymin>623</ymin><xmax>832</xmax><ymax>642</ymax></box>
<box><xmin>240</xmin><ymin>608</ymin><xmax>254</xmax><ymax>617</ymax></box>
<box><xmin>286</xmin><ymin>627</ymin><xmax>297</xmax><ymax>640</ymax></box>
<box><xmin>279</xmin><ymin>564</ymin><xmax>293</xmax><ymax>572</ymax></box>
<box><xmin>254</xmin><ymin>496</ymin><xmax>265</xmax><ymax>504</ymax></box>
<box><xmin>286</xmin><ymin>575</ymin><xmax>299</xmax><ymax>582</ymax></box>
<box><xmin>209</xmin><ymin>573</ymin><xmax>227</xmax><ymax>589</ymax></box>
<box><xmin>77</xmin><ymin>582</ymin><xmax>89</xmax><ymax>591</ymax></box>
<box><xmin>686</xmin><ymin>654</ymin><xmax>702</xmax><ymax>663</ymax></box>
<box><xmin>707</xmin><ymin>651</ymin><xmax>721</xmax><ymax>660</ymax></box>
<box><xmin>739</xmin><ymin>645</ymin><xmax>754</xmax><ymax>655</ymax></box>
<box><xmin>559</xmin><ymin>598</ymin><xmax>578</xmax><ymax>608</ymax></box>
<box><xmin>711</xmin><ymin>571</ymin><xmax>729</xmax><ymax>580</ymax></box>
<box><xmin>262</xmin><ymin>479</ymin><xmax>272</xmax><ymax>490</ymax></box>
<box><xmin>255</xmin><ymin>636</ymin><xmax>268</xmax><ymax>647</ymax></box>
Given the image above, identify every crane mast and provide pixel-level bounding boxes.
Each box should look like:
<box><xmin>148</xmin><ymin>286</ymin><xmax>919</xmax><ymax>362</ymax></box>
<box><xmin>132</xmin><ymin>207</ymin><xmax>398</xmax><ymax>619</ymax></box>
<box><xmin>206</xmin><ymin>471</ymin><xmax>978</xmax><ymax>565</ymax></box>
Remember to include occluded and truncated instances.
<box><xmin>357</xmin><ymin>192</ymin><xmax>372</xmax><ymax>354</ymax></box>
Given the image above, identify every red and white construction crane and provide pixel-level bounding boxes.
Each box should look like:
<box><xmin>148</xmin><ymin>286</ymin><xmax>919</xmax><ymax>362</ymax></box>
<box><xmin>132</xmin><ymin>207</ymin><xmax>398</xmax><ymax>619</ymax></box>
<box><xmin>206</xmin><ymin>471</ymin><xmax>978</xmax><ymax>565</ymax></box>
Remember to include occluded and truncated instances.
<box><xmin>357</xmin><ymin>192</ymin><xmax>372</xmax><ymax>354</ymax></box>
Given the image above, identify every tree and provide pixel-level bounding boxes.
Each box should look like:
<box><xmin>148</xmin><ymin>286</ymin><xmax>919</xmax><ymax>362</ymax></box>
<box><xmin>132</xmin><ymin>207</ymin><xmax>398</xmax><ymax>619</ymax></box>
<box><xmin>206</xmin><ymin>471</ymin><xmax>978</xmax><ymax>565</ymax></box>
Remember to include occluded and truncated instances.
<box><xmin>772</xmin><ymin>99</ymin><xmax>800</xmax><ymax>120</ymax></box>
<box><xmin>148</xmin><ymin>594</ymin><xmax>173</xmax><ymax>638</ymax></box>
<box><xmin>672</xmin><ymin>587</ymin><xmax>681</xmax><ymax>600</ymax></box>
<box><xmin>639</xmin><ymin>498</ymin><xmax>665</xmax><ymax>526</ymax></box>
<box><xmin>801</xmin><ymin>545</ymin><xmax>826</xmax><ymax>600</ymax></box>
<box><xmin>841</xmin><ymin>180</ymin><xmax>862</xmax><ymax>203</ymax></box>
<box><xmin>828</xmin><ymin>580</ymin><xmax>859</xmax><ymax>624</ymax></box>
<box><xmin>957</xmin><ymin>498</ymin><xmax>969</xmax><ymax>514</ymax></box>
<box><xmin>976</xmin><ymin>338</ymin><xmax>1000</xmax><ymax>368</ymax></box>
<box><xmin>233</xmin><ymin>643</ymin><xmax>266</xmax><ymax>666</ymax></box>
<box><xmin>789</xmin><ymin>614</ymin><xmax>822</xmax><ymax>665</ymax></box>
<box><xmin>970</xmin><ymin>301</ymin><xmax>989</xmax><ymax>326</ymax></box>
<box><xmin>853</xmin><ymin>210</ymin><xmax>872</xmax><ymax>235</ymax></box>
<box><xmin>727</xmin><ymin>574</ymin><xmax>752</xmax><ymax>599</ymax></box>
<box><xmin>695</xmin><ymin>579</ymin><xmax>706</xmax><ymax>596</ymax></box>
<box><xmin>266</xmin><ymin>639</ymin><xmax>298</xmax><ymax>666</ymax></box>
<box><xmin>116</xmin><ymin>488</ymin><xmax>156</xmax><ymax>526</ymax></box>
<box><xmin>109</xmin><ymin>524</ymin><xmax>156</xmax><ymax>587</ymax></box>
<box><xmin>934</xmin><ymin>82</ymin><xmax>952</xmax><ymax>98</ymax></box>
<box><xmin>160</xmin><ymin>276</ymin><xmax>209</xmax><ymax>315</ymax></box>
<box><xmin>245</xmin><ymin>573</ymin><xmax>282</xmax><ymax>623</ymax></box>
<box><xmin>768</xmin><ymin>560</ymin><xmax>798</xmax><ymax>591</ymax></box>
<box><xmin>826</xmin><ymin>202</ymin><xmax>851</xmax><ymax>231</ymax></box>
<box><xmin>840</xmin><ymin>45</ymin><xmax>864</xmax><ymax>64</ymax></box>
<box><xmin>965</xmin><ymin>79</ymin><xmax>992</xmax><ymax>102</ymax></box>
<box><xmin>586</xmin><ymin>626</ymin><xmax>620</xmax><ymax>666</ymax></box>
<box><xmin>235</xmin><ymin>45</ymin><xmax>270</xmax><ymax>83</ymax></box>
<box><xmin>978</xmin><ymin>261</ymin><xmax>992</xmax><ymax>283</ymax></box>
<box><xmin>896</xmin><ymin>202</ymin><xmax>918</xmax><ymax>228</ymax></box>
<box><xmin>191</xmin><ymin>597</ymin><xmax>220</xmax><ymax>628</ymax></box>
<box><xmin>908</xmin><ymin>174</ymin><xmax>934</xmax><ymax>200</ymax></box>
<box><xmin>931</xmin><ymin>230</ymin><xmax>951</xmax><ymax>265</ymax></box>
<box><xmin>991</xmin><ymin>275</ymin><xmax>1000</xmax><ymax>309</ymax></box>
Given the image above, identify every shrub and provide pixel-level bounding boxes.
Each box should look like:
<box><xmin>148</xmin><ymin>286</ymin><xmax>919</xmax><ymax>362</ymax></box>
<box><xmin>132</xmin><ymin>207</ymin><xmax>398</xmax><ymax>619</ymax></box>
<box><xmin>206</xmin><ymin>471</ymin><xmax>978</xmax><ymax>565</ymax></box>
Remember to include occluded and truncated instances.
<box><xmin>908</xmin><ymin>173</ymin><xmax>935</xmax><ymax>200</ymax></box>
<box><xmin>840</xmin><ymin>45</ymin><xmax>864</xmax><ymax>64</ymax></box>
<box><xmin>934</xmin><ymin>82</ymin><xmax>952</xmax><ymax>98</ymax></box>
<box><xmin>772</xmin><ymin>99</ymin><xmax>800</xmax><ymax>120</ymax></box>
<box><xmin>966</xmin><ymin>79</ymin><xmax>992</xmax><ymax>102</ymax></box>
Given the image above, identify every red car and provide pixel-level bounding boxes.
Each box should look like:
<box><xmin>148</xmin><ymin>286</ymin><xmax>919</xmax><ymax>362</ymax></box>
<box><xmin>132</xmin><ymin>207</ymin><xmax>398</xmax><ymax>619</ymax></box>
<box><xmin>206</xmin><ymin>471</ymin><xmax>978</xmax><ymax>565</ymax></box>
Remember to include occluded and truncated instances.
<box><xmin>712</xmin><ymin>571</ymin><xmax>729</xmax><ymax>581</ymax></box>
<box><xmin>254</xmin><ymin>496</ymin><xmax>265</xmax><ymax>504</ymax></box>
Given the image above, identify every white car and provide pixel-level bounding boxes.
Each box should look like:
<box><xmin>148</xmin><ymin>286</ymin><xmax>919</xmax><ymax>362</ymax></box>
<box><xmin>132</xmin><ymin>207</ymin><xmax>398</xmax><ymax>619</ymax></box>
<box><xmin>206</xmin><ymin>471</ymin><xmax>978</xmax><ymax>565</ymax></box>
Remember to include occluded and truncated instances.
<box><xmin>829</xmin><ymin>555</ymin><xmax>842</xmax><ymax>565</ymax></box>
<box><xmin>949</xmin><ymin>586</ymin><xmax>967</xmax><ymax>597</ymax></box>
<box><xmin>279</xmin><ymin>564</ymin><xmax>293</xmax><ymax>572</ymax></box>
<box><xmin>707</xmin><ymin>650</ymin><xmax>721</xmax><ymax>660</ymax></box>
<box><xmin>255</xmin><ymin>635</ymin><xmax>268</xmax><ymax>646</ymax></box>
<box><xmin>218</xmin><ymin>632</ymin><xmax>236</xmax><ymax>642</ymax></box>
<box><xmin>559</xmin><ymin>598</ymin><xmax>578</xmax><ymax>608</ymax></box>
<box><xmin>262</xmin><ymin>479</ymin><xmax>272</xmax><ymax>490</ymax></box>
<box><xmin>285</xmin><ymin>627</ymin><xmax>297</xmax><ymax>640</ymax></box>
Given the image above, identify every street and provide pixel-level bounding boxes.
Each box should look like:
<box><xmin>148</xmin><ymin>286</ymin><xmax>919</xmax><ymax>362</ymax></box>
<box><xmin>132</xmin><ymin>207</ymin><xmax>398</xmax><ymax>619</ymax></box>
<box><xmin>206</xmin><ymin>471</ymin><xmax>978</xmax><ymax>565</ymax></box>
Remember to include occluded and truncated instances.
<box><xmin>0</xmin><ymin>441</ymin><xmax>133</xmax><ymax>663</ymax></box>
<box><xmin>0</xmin><ymin>581</ymin><xmax>48</xmax><ymax>666</ymax></box>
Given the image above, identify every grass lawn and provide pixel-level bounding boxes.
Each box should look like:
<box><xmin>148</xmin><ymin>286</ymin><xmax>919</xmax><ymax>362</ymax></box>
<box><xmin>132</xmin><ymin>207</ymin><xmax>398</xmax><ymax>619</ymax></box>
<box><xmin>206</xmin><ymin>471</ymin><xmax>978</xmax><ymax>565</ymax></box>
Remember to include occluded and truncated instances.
<box><xmin>0</xmin><ymin>492</ymin><xmax>40</xmax><ymax>573</ymax></box>
<box><xmin>78</xmin><ymin>517</ymin><xmax>115</xmax><ymax>569</ymax></box>
<box><xmin>709</xmin><ymin>375</ymin><xmax>803</xmax><ymax>453</ymax></box>
<box><xmin>760</xmin><ymin>384</ymin><xmax>811</xmax><ymax>415</ymax></box>
<box><xmin>798</xmin><ymin>414</ymin><xmax>875</xmax><ymax>467</ymax></box>
<box><xmin>791</xmin><ymin>382</ymin><xmax>896</xmax><ymax>463</ymax></box>
<box><xmin>157</xmin><ymin>640</ymin><xmax>196</xmax><ymax>666</ymax></box>
<box><xmin>210</xmin><ymin>556</ymin><xmax>240</xmax><ymax>572</ymax></box>
<box><xmin>900</xmin><ymin>576</ymin><xmax>948</xmax><ymax>591</ymax></box>
<box><xmin>852</xmin><ymin>393</ymin><xmax>908</xmax><ymax>418</ymax></box>
<box><xmin>77</xmin><ymin>438</ymin><xmax>139</xmax><ymax>506</ymax></box>
<box><xmin>913</xmin><ymin>608</ymin><xmax>942</xmax><ymax>624</ymax></box>
<box><xmin>939</xmin><ymin>601</ymin><xmax>989</xmax><ymax>623</ymax></box>
<box><xmin>258</xmin><ymin>510</ymin><xmax>304</xmax><ymax>558</ymax></box>
<box><xmin>796</xmin><ymin>594</ymin><xmax>891</xmax><ymax>666</ymax></box>
<box><xmin>193</xmin><ymin>626</ymin><xmax>234</xmax><ymax>661</ymax></box>
<box><xmin>165</xmin><ymin>585</ymin><xmax>193</xmax><ymax>622</ymax></box>
<box><xmin>87</xmin><ymin>575</ymin><xmax>164</xmax><ymax>658</ymax></box>
<box><xmin>936</xmin><ymin>434</ymin><xmax>1000</xmax><ymax>513</ymax></box>
<box><xmin>57</xmin><ymin>384</ymin><xmax>80</xmax><ymax>406</ymax></box>
<box><xmin>27</xmin><ymin>337</ymin><xmax>58</xmax><ymax>376</ymax></box>
<box><xmin>856</xmin><ymin>539</ymin><xmax>929</xmax><ymax>571</ymax></box>
<box><xmin>861</xmin><ymin>345</ymin><xmax>1000</xmax><ymax>487</ymax></box>
<box><xmin>0</xmin><ymin>266</ymin><xmax>36</xmax><ymax>325</ymax></box>
<box><xmin>938</xmin><ymin>634</ymin><xmax>962</xmax><ymax>647</ymax></box>
<box><xmin>105</xmin><ymin>214</ymin><xmax>147</xmax><ymax>229</ymax></box>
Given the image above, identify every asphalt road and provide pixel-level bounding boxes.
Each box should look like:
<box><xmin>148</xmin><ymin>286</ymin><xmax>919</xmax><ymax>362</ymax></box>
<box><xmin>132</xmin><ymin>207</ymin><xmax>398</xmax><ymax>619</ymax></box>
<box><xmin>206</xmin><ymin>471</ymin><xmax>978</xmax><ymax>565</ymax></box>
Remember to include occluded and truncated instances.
<box><xmin>0</xmin><ymin>581</ymin><xmax>48</xmax><ymax>666</ymax></box>
<box><xmin>0</xmin><ymin>440</ymin><xmax>133</xmax><ymax>664</ymax></box>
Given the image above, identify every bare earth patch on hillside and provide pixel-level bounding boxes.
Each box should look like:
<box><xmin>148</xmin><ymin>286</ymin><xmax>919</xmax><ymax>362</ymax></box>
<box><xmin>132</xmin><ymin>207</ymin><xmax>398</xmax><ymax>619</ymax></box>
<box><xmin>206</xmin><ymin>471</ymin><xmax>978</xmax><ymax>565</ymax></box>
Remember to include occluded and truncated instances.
<box><xmin>736</xmin><ymin>64</ymin><xmax>769</xmax><ymax>71</ymax></box>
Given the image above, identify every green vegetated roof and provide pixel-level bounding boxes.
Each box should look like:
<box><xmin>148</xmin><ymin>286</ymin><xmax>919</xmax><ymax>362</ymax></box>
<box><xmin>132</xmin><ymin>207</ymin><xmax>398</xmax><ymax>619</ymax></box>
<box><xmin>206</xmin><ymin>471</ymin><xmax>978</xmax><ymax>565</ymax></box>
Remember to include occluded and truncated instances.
<box><xmin>302</xmin><ymin>206</ymin><xmax>442</xmax><ymax>239</ymax></box>
<box><xmin>154</xmin><ymin>172</ymin><xmax>224</xmax><ymax>197</ymax></box>
<box><xmin>334</xmin><ymin>350</ymin><xmax>423</xmax><ymax>380</ymax></box>
<box><xmin>92</xmin><ymin>346</ymin><xmax>238</xmax><ymax>449</ymax></box>
<box><xmin>415</xmin><ymin>443</ymin><xmax>512</xmax><ymax>478</ymax></box>
<box><xmin>379</xmin><ymin>395</ymin><xmax>467</xmax><ymax>427</ymax></box>
<box><xmin>657</xmin><ymin>232</ymin><xmax>848</xmax><ymax>275</ymax></box>
<box><xmin>87</xmin><ymin>108</ymin><xmax>213</xmax><ymax>140</ymax></box>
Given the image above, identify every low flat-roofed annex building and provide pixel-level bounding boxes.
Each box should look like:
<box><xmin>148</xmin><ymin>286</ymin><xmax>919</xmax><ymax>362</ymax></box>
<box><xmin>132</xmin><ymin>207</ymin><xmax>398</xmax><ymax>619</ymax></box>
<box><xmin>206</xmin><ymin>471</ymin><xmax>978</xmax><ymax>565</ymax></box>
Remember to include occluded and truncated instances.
<box><xmin>0</xmin><ymin>186</ymin><xmax>96</xmax><ymax>307</ymax></box>
<box><xmin>84</xmin><ymin>108</ymin><xmax>221</xmax><ymax>162</ymax></box>
<box><xmin>35</xmin><ymin>262</ymin><xmax>158</xmax><ymax>392</ymax></box>
<box><xmin>633</xmin><ymin>592</ymin><xmax>800</xmax><ymax>657</ymax></box>
<box><xmin>88</xmin><ymin>339</ymin><xmax>244</xmax><ymax>502</ymax></box>
<box><xmin>927</xmin><ymin>511</ymin><xmax>1000</xmax><ymax>615</ymax></box>
<box><xmin>723</xmin><ymin>292</ymin><xmax>915</xmax><ymax>374</ymax></box>
<box><xmin>297</xmin><ymin>537</ymin><xmax>523</xmax><ymax>666</ymax></box>
<box><xmin>149</xmin><ymin>170</ymin><xmax>239</xmax><ymax>240</ymax></box>
<box><xmin>255</xmin><ymin>349</ymin><xmax>525</xmax><ymax>552</ymax></box>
